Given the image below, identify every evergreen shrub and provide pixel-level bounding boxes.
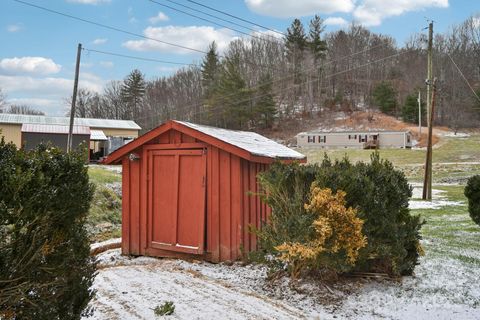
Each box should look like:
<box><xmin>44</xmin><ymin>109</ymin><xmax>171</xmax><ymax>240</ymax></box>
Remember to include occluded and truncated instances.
<box><xmin>0</xmin><ymin>140</ymin><xmax>96</xmax><ymax>319</ymax></box>
<box><xmin>464</xmin><ymin>175</ymin><xmax>480</xmax><ymax>226</ymax></box>
<box><xmin>256</xmin><ymin>153</ymin><xmax>424</xmax><ymax>276</ymax></box>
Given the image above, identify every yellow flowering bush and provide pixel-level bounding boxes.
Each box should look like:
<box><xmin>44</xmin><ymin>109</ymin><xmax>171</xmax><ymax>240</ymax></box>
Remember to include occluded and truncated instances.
<box><xmin>275</xmin><ymin>188</ymin><xmax>367</xmax><ymax>278</ymax></box>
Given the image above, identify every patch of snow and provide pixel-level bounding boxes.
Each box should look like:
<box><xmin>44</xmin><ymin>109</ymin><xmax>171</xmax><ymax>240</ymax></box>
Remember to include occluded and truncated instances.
<box><xmin>90</xmin><ymin>238</ymin><xmax>122</xmax><ymax>251</ymax></box>
<box><xmin>87</xmin><ymin>252</ymin><xmax>309</xmax><ymax>320</ymax></box>
<box><xmin>409</xmin><ymin>185</ymin><xmax>464</xmax><ymax>210</ymax></box>
<box><xmin>442</xmin><ymin>132</ymin><xmax>470</xmax><ymax>138</ymax></box>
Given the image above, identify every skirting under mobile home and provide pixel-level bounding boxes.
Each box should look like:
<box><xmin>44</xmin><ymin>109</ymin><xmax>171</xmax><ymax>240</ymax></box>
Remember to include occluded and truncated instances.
<box><xmin>296</xmin><ymin>130</ymin><xmax>412</xmax><ymax>149</ymax></box>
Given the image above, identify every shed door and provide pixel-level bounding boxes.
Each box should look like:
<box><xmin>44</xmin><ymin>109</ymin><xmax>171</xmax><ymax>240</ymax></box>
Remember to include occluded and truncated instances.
<box><xmin>148</xmin><ymin>149</ymin><xmax>206</xmax><ymax>254</ymax></box>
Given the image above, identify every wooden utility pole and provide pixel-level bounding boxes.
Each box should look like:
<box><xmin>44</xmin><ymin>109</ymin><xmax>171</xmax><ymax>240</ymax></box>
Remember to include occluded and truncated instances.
<box><xmin>423</xmin><ymin>79</ymin><xmax>437</xmax><ymax>200</ymax></box>
<box><xmin>423</xmin><ymin>22</ymin><xmax>434</xmax><ymax>200</ymax></box>
<box><xmin>67</xmin><ymin>43</ymin><xmax>82</xmax><ymax>153</ymax></box>
<box><xmin>425</xmin><ymin>22</ymin><xmax>433</xmax><ymax>129</ymax></box>
<box><xmin>418</xmin><ymin>90</ymin><xmax>422</xmax><ymax>136</ymax></box>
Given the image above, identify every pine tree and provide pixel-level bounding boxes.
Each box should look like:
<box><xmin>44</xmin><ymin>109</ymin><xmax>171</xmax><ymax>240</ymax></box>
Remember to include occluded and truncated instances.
<box><xmin>214</xmin><ymin>56</ymin><xmax>252</xmax><ymax>129</ymax></box>
<box><xmin>308</xmin><ymin>15</ymin><xmax>327</xmax><ymax>64</ymax></box>
<box><xmin>285</xmin><ymin>19</ymin><xmax>307</xmax><ymax>86</ymax></box>
<box><xmin>255</xmin><ymin>73</ymin><xmax>276</xmax><ymax>128</ymax></box>
<box><xmin>402</xmin><ymin>93</ymin><xmax>425</xmax><ymax>124</ymax></box>
<box><xmin>372</xmin><ymin>81</ymin><xmax>397</xmax><ymax>115</ymax></box>
<box><xmin>121</xmin><ymin>69</ymin><xmax>146</xmax><ymax>120</ymax></box>
<box><xmin>201</xmin><ymin>41</ymin><xmax>219</xmax><ymax>98</ymax></box>
<box><xmin>201</xmin><ymin>42</ymin><xmax>220</xmax><ymax>125</ymax></box>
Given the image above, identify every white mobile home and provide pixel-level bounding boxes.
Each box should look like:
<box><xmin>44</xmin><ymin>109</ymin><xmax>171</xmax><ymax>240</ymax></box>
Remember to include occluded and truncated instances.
<box><xmin>296</xmin><ymin>130</ymin><xmax>412</xmax><ymax>149</ymax></box>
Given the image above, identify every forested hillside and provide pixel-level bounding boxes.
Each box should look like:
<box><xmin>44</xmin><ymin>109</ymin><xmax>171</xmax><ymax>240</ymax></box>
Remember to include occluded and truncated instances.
<box><xmin>11</xmin><ymin>14</ymin><xmax>479</xmax><ymax>133</ymax></box>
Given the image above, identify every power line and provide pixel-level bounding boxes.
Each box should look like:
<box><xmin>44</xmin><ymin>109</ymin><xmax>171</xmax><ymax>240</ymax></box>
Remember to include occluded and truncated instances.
<box><xmin>147</xmin><ymin>0</ymin><xmax>281</xmax><ymax>45</ymax></box>
<box><xmin>12</xmin><ymin>0</ymin><xmax>285</xmax><ymax>73</ymax></box>
<box><xmin>447</xmin><ymin>52</ymin><xmax>480</xmax><ymax>104</ymax></box>
<box><xmin>186</xmin><ymin>0</ymin><xmax>285</xmax><ymax>37</ymax></box>
<box><xmin>162</xmin><ymin>0</ymin><xmax>261</xmax><ymax>35</ymax></box>
<box><xmin>13</xmin><ymin>0</ymin><xmax>209</xmax><ymax>54</ymax></box>
<box><xmin>82</xmin><ymin>48</ymin><xmax>198</xmax><ymax>66</ymax></box>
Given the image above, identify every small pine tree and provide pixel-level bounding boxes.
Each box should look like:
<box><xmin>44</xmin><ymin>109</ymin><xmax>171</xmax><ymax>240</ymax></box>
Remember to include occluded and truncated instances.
<box><xmin>121</xmin><ymin>69</ymin><xmax>146</xmax><ymax>119</ymax></box>
<box><xmin>464</xmin><ymin>175</ymin><xmax>480</xmax><ymax>226</ymax></box>
<box><xmin>254</xmin><ymin>73</ymin><xmax>276</xmax><ymax>129</ymax></box>
<box><xmin>402</xmin><ymin>93</ymin><xmax>425</xmax><ymax>124</ymax></box>
<box><xmin>372</xmin><ymin>81</ymin><xmax>397</xmax><ymax>115</ymax></box>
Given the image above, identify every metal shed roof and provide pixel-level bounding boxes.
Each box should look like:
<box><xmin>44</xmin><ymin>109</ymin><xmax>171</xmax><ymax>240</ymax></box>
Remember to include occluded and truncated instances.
<box><xmin>90</xmin><ymin>130</ymin><xmax>108</xmax><ymax>141</ymax></box>
<box><xmin>0</xmin><ymin>113</ymin><xmax>141</xmax><ymax>130</ymax></box>
<box><xmin>176</xmin><ymin>121</ymin><xmax>305</xmax><ymax>160</ymax></box>
<box><xmin>21</xmin><ymin>123</ymin><xmax>90</xmax><ymax>135</ymax></box>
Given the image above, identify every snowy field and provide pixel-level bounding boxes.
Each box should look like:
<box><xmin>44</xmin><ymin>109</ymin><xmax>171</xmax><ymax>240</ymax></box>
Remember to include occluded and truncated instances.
<box><xmin>86</xmin><ymin>182</ymin><xmax>480</xmax><ymax>320</ymax></box>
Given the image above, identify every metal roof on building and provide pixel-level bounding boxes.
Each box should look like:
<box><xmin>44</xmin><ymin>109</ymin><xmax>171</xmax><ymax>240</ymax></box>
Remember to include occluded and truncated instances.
<box><xmin>0</xmin><ymin>113</ymin><xmax>141</xmax><ymax>130</ymax></box>
<box><xmin>21</xmin><ymin>123</ymin><xmax>90</xmax><ymax>135</ymax></box>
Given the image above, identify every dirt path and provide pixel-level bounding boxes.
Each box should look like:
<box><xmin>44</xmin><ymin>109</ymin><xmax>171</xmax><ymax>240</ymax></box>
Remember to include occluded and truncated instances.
<box><xmin>88</xmin><ymin>257</ymin><xmax>305</xmax><ymax>320</ymax></box>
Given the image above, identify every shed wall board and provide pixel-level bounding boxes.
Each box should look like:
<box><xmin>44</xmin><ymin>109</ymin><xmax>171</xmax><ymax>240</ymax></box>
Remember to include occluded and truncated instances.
<box><xmin>121</xmin><ymin>127</ymin><xmax>271</xmax><ymax>262</ymax></box>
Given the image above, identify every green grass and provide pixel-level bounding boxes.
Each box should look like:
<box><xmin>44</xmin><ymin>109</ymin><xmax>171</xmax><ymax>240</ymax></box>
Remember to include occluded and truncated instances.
<box><xmin>88</xmin><ymin>167</ymin><xmax>122</xmax><ymax>184</ymax></box>
<box><xmin>301</xmin><ymin>134</ymin><xmax>480</xmax><ymax>166</ymax></box>
<box><xmin>411</xmin><ymin>185</ymin><xmax>480</xmax><ymax>266</ymax></box>
<box><xmin>87</xmin><ymin>167</ymin><xmax>122</xmax><ymax>242</ymax></box>
<box><xmin>301</xmin><ymin>134</ymin><xmax>480</xmax><ymax>183</ymax></box>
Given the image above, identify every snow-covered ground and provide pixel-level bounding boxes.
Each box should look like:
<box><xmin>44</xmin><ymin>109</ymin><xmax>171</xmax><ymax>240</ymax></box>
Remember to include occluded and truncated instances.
<box><xmin>86</xmin><ymin>242</ymin><xmax>480</xmax><ymax>320</ymax></box>
<box><xmin>85</xmin><ymin>183</ymin><xmax>478</xmax><ymax>320</ymax></box>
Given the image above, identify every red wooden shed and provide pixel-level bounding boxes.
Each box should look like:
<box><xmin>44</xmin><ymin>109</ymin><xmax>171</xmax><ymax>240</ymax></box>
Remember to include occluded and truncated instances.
<box><xmin>104</xmin><ymin>120</ymin><xmax>306</xmax><ymax>262</ymax></box>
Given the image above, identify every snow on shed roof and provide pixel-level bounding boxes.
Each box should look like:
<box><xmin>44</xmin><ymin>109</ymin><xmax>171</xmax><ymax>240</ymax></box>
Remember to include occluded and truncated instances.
<box><xmin>0</xmin><ymin>113</ymin><xmax>141</xmax><ymax>130</ymax></box>
<box><xmin>21</xmin><ymin>123</ymin><xmax>90</xmax><ymax>135</ymax></box>
<box><xmin>175</xmin><ymin>121</ymin><xmax>305</xmax><ymax>160</ymax></box>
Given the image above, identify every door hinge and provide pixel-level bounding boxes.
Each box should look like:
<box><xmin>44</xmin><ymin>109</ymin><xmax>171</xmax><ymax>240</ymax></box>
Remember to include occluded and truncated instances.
<box><xmin>202</xmin><ymin>176</ymin><xmax>206</xmax><ymax>187</ymax></box>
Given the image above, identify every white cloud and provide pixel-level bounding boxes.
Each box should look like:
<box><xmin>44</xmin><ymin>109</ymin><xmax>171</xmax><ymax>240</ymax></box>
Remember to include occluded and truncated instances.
<box><xmin>245</xmin><ymin>0</ymin><xmax>354</xmax><ymax>18</ymax></box>
<box><xmin>92</xmin><ymin>38</ymin><xmax>108</xmax><ymax>45</ymax></box>
<box><xmin>0</xmin><ymin>72</ymin><xmax>105</xmax><ymax>115</ymax></box>
<box><xmin>99</xmin><ymin>61</ymin><xmax>114</xmax><ymax>68</ymax></box>
<box><xmin>7</xmin><ymin>24</ymin><xmax>23</xmax><ymax>33</ymax></box>
<box><xmin>353</xmin><ymin>0</ymin><xmax>449</xmax><ymax>26</ymax></box>
<box><xmin>149</xmin><ymin>11</ymin><xmax>170</xmax><ymax>24</ymax></box>
<box><xmin>324</xmin><ymin>17</ymin><xmax>349</xmax><ymax>26</ymax></box>
<box><xmin>66</xmin><ymin>0</ymin><xmax>111</xmax><ymax>4</ymax></box>
<box><xmin>0</xmin><ymin>75</ymin><xmax>103</xmax><ymax>95</ymax></box>
<box><xmin>122</xmin><ymin>26</ymin><xmax>237</xmax><ymax>54</ymax></box>
<box><xmin>0</xmin><ymin>57</ymin><xmax>61</xmax><ymax>76</ymax></box>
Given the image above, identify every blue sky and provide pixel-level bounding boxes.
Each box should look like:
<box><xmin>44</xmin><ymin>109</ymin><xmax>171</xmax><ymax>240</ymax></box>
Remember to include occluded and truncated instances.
<box><xmin>0</xmin><ymin>0</ymin><xmax>478</xmax><ymax>115</ymax></box>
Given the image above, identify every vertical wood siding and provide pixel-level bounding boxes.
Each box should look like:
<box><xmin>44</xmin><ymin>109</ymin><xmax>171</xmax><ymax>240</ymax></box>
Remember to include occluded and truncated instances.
<box><xmin>122</xmin><ymin>128</ymin><xmax>271</xmax><ymax>262</ymax></box>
